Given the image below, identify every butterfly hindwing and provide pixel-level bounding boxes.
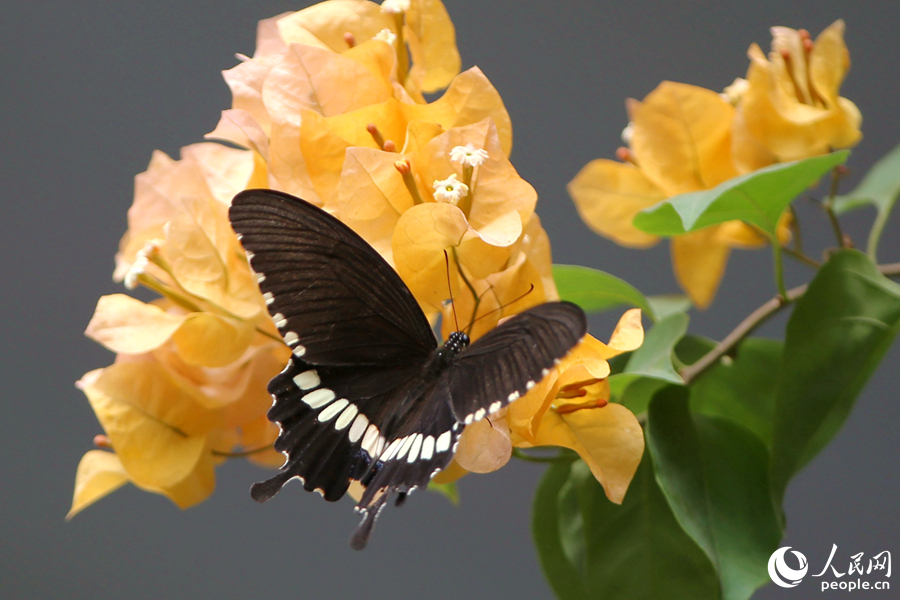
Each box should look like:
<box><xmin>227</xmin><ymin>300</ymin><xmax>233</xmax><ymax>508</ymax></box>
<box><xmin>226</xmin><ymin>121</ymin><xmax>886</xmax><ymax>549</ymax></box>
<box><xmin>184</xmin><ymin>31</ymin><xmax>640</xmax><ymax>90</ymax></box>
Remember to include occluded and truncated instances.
<box><xmin>229</xmin><ymin>190</ymin><xmax>436</xmax><ymax>366</ymax></box>
<box><xmin>447</xmin><ymin>302</ymin><xmax>587</xmax><ymax>424</ymax></box>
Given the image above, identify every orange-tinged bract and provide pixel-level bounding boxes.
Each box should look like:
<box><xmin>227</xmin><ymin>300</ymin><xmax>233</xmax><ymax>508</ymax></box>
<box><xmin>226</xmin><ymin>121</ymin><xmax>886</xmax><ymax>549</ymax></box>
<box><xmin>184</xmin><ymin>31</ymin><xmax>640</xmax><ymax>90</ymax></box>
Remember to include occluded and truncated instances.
<box><xmin>439</xmin><ymin>309</ymin><xmax>645</xmax><ymax>504</ymax></box>
<box><xmin>74</xmin><ymin>0</ymin><xmax>645</xmax><ymax>516</ymax></box>
<box><xmin>570</xmin><ymin>22</ymin><xmax>858</xmax><ymax>309</ymax></box>
<box><xmin>731</xmin><ymin>20</ymin><xmax>861</xmax><ymax>170</ymax></box>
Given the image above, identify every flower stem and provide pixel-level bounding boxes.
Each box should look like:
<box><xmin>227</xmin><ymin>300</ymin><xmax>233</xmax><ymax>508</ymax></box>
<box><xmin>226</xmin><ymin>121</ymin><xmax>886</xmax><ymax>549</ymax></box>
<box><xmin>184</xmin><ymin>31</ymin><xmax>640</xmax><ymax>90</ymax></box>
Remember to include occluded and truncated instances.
<box><xmin>772</xmin><ymin>241</ymin><xmax>788</xmax><ymax>300</ymax></box>
<box><xmin>680</xmin><ymin>261</ymin><xmax>900</xmax><ymax>384</ymax></box>
<box><xmin>781</xmin><ymin>245</ymin><xmax>822</xmax><ymax>269</ymax></box>
<box><xmin>823</xmin><ymin>166</ymin><xmax>849</xmax><ymax>248</ymax></box>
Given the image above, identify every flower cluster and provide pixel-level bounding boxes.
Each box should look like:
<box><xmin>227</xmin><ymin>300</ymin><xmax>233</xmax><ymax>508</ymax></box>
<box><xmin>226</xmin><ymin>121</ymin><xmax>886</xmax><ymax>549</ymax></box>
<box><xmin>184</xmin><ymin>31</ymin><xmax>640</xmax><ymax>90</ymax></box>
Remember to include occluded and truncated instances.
<box><xmin>72</xmin><ymin>0</ymin><xmax>644</xmax><ymax>516</ymax></box>
<box><xmin>568</xmin><ymin>21</ymin><xmax>860</xmax><ymax>308</ymax></box>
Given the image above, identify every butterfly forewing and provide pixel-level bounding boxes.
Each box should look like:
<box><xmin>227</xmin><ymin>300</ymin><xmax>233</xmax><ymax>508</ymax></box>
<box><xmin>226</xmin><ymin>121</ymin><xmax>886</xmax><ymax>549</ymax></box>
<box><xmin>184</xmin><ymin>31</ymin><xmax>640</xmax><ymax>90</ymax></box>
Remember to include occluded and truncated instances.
<box><xmin>229</xmin><ymin>190</ymin><xmax>436</xmax><ymax>365</ymax></box>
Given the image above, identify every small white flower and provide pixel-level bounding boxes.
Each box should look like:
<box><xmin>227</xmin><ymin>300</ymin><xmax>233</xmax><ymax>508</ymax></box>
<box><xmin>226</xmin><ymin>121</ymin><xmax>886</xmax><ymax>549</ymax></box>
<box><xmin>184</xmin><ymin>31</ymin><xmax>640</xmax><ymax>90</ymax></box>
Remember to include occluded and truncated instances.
<box><xmin>621</xmin><ymin>122</ymin><xmax>635</xmax><ymax>146</ymax></box>
<box><xmin>433</xmin><ymin>174</ymin><xmax>469</xmax><ymax>204</ymax></box>
<box><xmin>721</xmin><ymin>77</ymin><xmax>749</xmax><ymax>105</ymax></box>
<box><xmin>449</xmin><ymin>143</ymin><xmax>489</xmax><ymax>167</ymax></box>
<box><xmin>381</xmin><ymin>0</ymin><xmax>410</xmax><ymax>14</ymax></box>
<box><xmin>374</xmin><ymin>28</ymin><xmax>397</xmax><ymax>46</ymax></box>
<box><xmin>124</xmin><ymin>239</ymin><xmax>163</xmax><ymax>290</ymax></box>
<box><xmin>124</xmin><ymin>255</ymin><xmax>149</xmax><ymax>290</ymax></box>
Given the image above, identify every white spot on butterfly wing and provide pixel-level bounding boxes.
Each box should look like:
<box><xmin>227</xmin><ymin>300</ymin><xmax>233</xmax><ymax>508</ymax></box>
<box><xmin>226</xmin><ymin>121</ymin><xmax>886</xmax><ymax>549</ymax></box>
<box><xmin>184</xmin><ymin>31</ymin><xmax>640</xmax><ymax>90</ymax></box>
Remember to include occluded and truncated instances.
<box><xmin>489</xmin><ymin>401</ymin><xmax>501</xmax><ymax>414</ymax></box>
<box><xmin>292</xmin><ymin>370</ymin><xmax>320</xmax><ymax>390</ymax></box>
<box><xmin>383</xmin><ymin>438</ymin><xmax>403</xmax><ymax>461</ymax></box>
<box><xmin>334</xmin><ymin>403</ymin><xmax>358</xmax><ymax>430</ymax></box>
<box><xmin>272</xmin><ymin>313</ymin><xmax>287</xmax><ymax>329</ymax></box>
<box><xmin>303</xmin><ymin>388</ymin><xmax>335</xmax><ymax>409</ymax></box>
<box><xmin>293</xmin><ymin>345</ymin><xmax>307</xmax><ymax>357</ymax></box>
<box><xmin>396</xmin><ymin>436</ymin><xmax>416</xmax><ymax>461</ymax></box>
<box><xmin>435</xmin><ymin>430</ymin><xmax>452</xmax><ymax>453</ymax></box>
<box><xmin>318</xmin><ymin>398</ymin><xmax>349</xmax><ymax>422</ymax></box>
<box><xmin>406</xmin><ymin>434</ymin><xmax>424</xmax><ymax>463</ymax></box>
<box><xmin>541</xmin><ymin>368</ymin><xmax>549</xmax><ymax>377</ymax></box>
<box><xmin>263</xmin><ymin>291</ymin><xmax>274</xmax><ymax>305</ymax></box>
<box><xmin>420</xmin><ymin>436</ymin><xmax>435</xmax><ymax>460</ymax></box>
<box><xmin>283</xmin><ymin>331</ymin><xmax>299</xmax><ymax>346</ymax></box>
<box><xmin>508</xmin><ymin>391</ymin><xmax>520</xmax><ymax>402</ymax></box>
<box><xmin>256</xmin><ymin>273</ymin><xmax>266</xmax><ymax>283</ymax></box>
<box><xmin>362</xmin><ymin>424</ymin><xmax>380</xmax><ymax>456</ymax></box>
<box><xmin>526</xmin><ymin>380</ymin><xmax>535</xmax><ymax>390</ymax></box>
<box><xmin>349</xmin><ymin>414</ymin><xmax>369</xmax><ymax>443</ymax></box>
<box><xmin>473</xmin><ymin>408</ymin><xmax>486</xmax><ymax>421</ymax></box>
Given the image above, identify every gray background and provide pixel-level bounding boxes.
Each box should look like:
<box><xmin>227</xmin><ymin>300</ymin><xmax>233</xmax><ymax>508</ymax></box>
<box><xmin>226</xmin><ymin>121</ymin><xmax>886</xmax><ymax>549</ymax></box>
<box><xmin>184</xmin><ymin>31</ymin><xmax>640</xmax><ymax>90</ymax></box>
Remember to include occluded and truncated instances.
<box><xmin>3</xmin><ymin>1</ymin><xmax>898</xmax><ymax>598</ymax></box>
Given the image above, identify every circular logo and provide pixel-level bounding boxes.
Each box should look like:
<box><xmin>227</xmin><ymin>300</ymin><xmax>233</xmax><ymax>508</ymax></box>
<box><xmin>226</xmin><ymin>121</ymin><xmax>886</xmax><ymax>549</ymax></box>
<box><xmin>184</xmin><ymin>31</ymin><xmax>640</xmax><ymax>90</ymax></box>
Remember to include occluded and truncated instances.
<box><xmin>768</xmin><ymin>547</ymin><xmax>809</xmax><ymax>588</ymax></box>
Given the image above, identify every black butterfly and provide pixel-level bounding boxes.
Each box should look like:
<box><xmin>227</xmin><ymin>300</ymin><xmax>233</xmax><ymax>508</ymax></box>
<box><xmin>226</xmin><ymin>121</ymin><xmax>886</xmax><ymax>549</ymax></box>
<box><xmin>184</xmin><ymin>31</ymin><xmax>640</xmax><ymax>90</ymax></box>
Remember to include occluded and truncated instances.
<box><xmin>229</xmin><ymin>189</ymin><xmax>586</xmax><ymax>549</ymax></box>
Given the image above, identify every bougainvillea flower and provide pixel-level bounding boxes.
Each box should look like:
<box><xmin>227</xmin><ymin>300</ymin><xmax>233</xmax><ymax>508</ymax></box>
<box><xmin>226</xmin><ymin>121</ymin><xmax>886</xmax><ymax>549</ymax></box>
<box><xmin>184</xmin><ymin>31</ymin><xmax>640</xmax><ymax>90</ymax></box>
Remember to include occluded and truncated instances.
<box><xmin>388</xmin><ymin>118</ymin><xmax>536</xmax><ymax>310</ymax></box>
<box><xmin>72</xmin><ymin>293</ymin><xmax>289</xmax><ymax>516</ymax></box>
<box><xmin>730</xmin><ymin>20</ymin><xmax>861</xmax><ymax>170</ymax></box>
<box><xmin>440</xmin><ymin>309</ymin><xmax>645</xmax><ymax>503</ymax></box>
<box><xmin>569</xmin><ymin>81</ymin><xmax>789</xmax><ymax>308</ymax></box>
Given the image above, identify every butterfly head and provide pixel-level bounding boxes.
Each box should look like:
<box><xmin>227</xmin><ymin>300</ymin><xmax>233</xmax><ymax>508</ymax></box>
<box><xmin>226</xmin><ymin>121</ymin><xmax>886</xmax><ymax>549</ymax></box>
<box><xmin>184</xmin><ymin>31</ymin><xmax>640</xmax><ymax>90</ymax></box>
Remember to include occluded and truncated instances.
<box><xmin>444</xmin><ymin>331</ymin><xmax>470</xmax><ymax>356</ymax></box>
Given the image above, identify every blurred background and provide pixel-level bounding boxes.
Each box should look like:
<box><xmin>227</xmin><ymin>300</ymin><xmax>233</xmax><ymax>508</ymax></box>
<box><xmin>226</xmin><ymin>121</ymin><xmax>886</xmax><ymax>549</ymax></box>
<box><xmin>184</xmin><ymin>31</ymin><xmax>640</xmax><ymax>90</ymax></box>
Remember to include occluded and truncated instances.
<box><xmin>3</xmin><ymin>1</ymin><xmax>898</xmax><ymax>598</ymax></box>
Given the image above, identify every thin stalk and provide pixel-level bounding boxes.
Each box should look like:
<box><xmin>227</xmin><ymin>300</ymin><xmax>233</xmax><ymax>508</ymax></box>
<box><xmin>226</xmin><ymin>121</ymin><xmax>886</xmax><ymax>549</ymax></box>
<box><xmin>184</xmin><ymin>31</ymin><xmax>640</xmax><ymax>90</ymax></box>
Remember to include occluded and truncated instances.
<box><xmin>681</xmin><ymin>261</ymin><xmax>900</xmax><ymax>384</ymax></box>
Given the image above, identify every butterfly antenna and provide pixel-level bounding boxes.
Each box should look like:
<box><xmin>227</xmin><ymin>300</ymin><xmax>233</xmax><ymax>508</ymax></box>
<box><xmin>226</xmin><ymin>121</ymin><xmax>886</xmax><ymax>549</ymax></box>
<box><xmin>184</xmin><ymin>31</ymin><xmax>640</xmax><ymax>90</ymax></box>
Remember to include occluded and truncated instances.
<box><xmin>444</xmin><ymin>250</ymin><xmax>460</xmax><ymax>332</ymax></box>
<box><xmin>468</xmin><ymin>284</ymin><xmax>536</xmax><ymax>329</ymax></box>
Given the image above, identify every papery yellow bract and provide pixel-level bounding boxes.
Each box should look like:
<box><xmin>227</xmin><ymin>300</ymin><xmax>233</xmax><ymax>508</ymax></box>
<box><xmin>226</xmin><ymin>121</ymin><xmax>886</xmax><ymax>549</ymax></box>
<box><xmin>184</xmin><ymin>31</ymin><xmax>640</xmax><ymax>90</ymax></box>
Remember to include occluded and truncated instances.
<box><xmin>77</xmin><ymin>0</ymin><xmax>647</xmax><ymax>518</ymax></box>
<box><xmin>441</xmin><ymin>310</ymin><xmax>645</xmax><ymax>504</ymax></box>
<box><xmin>569</xmin><ymin>80</ymin><xmax>797</xmax><ymax>308</ymax></box>
<box><xmin>732</xmin><ymin>20</ymin><xmax>861</xmax><ymax>169</ymax></box>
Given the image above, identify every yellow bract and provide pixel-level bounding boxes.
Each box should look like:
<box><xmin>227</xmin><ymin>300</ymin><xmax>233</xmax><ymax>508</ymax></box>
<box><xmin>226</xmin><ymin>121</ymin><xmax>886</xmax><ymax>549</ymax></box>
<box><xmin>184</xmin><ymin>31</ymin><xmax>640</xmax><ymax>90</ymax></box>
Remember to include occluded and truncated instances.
<box><xmin>76</xmin><ymin>0</ymin><xmax>648</xmax><ymax>517</ymax></box>
<box><xmin>733</xmin><ymin>20</ymin><xmax>861</xmax><ymax>168</ymax></box>
<box><xmin>444</xmin><ymin>309</ymin><xmax>646</xmax><ymax>505</ymax></box>
<box><xmin>570</xmin><ymin>21</ymin><xmax>858</xmax><ymax>309</ymax></box>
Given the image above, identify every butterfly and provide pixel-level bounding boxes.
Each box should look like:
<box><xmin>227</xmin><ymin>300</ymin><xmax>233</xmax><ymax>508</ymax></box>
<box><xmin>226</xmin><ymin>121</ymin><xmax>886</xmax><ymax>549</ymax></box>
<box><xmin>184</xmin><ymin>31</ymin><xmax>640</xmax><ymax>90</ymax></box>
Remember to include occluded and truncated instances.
<box><xmin>229</xmin><ymin>189</ymin><xmax>587</xmax><ymax>549</ymax></box>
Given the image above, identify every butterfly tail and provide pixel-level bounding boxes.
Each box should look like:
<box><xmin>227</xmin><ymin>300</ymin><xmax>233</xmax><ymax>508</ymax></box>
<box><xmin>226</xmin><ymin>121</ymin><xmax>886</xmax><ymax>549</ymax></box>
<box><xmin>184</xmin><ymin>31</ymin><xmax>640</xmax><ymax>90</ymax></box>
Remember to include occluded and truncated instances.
<box><xmin>250</xmin><ymin>471</ymin><xmax>294</xmax><ymax>503</ymax></box>
<box><xmin>349</xmin><ymin>490</ymin><xmax>391</xmax><ymax>550</ymax></box>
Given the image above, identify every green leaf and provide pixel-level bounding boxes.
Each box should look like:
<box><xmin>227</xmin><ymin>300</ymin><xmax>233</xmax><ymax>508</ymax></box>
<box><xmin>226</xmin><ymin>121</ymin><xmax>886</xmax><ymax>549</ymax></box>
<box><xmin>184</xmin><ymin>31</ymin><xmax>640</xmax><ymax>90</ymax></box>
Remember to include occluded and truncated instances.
<box><xmin>647</xmin><ymin>294</ymin><xmax>692</xmax><ymax>321</ymax></box>
<box><xmin>553</xmin><ymin>264</ymin><xmax>655</xmax><ymax>319</ymax></box>
<box><xmin>427</xmin><ymin>481</ymin><xmax>459</xmax><ymax>505</ymax></box>
<box><xmin>833</xmin><ymin>142</ymin><xmax>900</xmax><ymax>260</ymax></box>
<box><xmin>621</xmin><ymin>312</ymin><xmax>689</xmax><ymax>384</ymax></box>
<box><xmin>648</xmin><ymin>387</ymin><xmax>783</xmax><ymax>600</ymax></box>
<box><xmin>610</xmin><ymin>374</ymin><xmax>668</xmax><ymax>416</ymax></box>
<box><xmin>770</xmin><ymin>249</ymin><xmax>900</xmax><ymax>503</ymax></box>
<box><xmin>633</xmin><ymin>151</ymin><xmax>849</xmax><ymax>239</ymax></box>
<box><xmin>691</xmin><ymin>338</ymin><xmax>783</xmax><ymax>450</ymax></box>
<box><xmin>675</xmin><ymin>335</ymin><xmax>716</xmax><ymax>364</ymax></box>
<box><xmin>533</xmin><ymin>454</ymin><xmax>719</xmax><ymax>600</ymax></box>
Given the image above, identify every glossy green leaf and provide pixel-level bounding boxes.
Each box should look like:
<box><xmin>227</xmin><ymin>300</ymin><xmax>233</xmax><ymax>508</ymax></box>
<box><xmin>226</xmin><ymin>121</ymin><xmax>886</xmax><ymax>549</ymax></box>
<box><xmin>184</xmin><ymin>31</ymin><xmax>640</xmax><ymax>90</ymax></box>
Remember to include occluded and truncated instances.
<box><xmin>553</xmin><ymin>264</ymin><xmax>655</xmax><ymax>319</ymax></box>
<box><xmin>647</xmin><ymin>294</ymin><xmax>692</xmax><ymax>321</ymax></box>
<box><xmin>648</xmin><ymin>387</ymin><xmax>782</xmax><ymax>600</ymax></box>
<box><xmin>691</xmin><ymin>338</ymin><xmax>783</xmax><ymax>450</ymax></box>
<box><xmin>621</xmin><ymin>312</ymin><xmax>689</xmax><ymax>384</ymax></box>
<box><xmin>770</xmin><ymin>249</ymin><xmax>900</xmax><ymax>502</ymax></box>
<box><xmin>633</xmin><ymin>151</ymin><xmax>848</xmax><ymax>239</ymax></box>
<box><xmin>533</xmin><ymin>454</ymin><xmax>719</xmax><ymax>600</ymax></box>
<box><xmin>833</xmin><ymin>142</ymin><xmax>900</xmax><ymax>260</ymax></box>
<box><xmin>610</xmin><ymin>374</ymin><xmax>668</xmax><ymax>416</ymax></box>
